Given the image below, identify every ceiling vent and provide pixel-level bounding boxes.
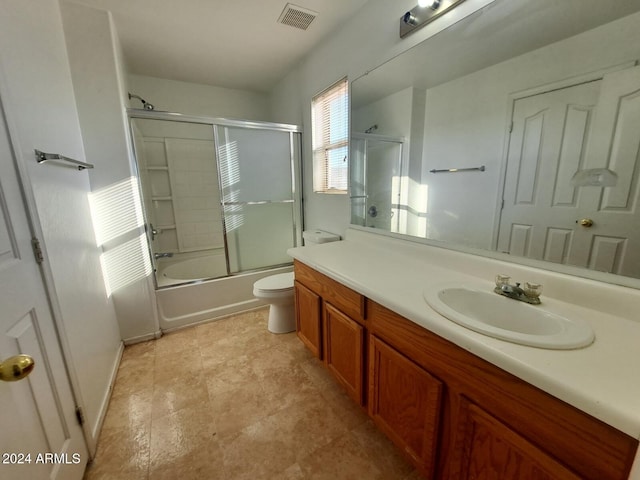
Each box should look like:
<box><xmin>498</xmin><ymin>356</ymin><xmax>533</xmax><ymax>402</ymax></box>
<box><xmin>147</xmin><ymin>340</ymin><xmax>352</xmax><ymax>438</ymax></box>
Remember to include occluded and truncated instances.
<box><xmin>277</xmin><ymin>3</ymin><xmax>318</xmax><ymax>30</ymax></box>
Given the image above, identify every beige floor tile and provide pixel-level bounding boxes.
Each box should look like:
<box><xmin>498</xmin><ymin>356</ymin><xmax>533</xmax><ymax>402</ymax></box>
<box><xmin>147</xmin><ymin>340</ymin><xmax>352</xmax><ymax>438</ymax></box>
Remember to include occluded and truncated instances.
<box><xmin>85</xmin><ymin>423</ymin><xmax>150</xmax><ymax>479</ymax></box>
<box><xmin>154</xmin><ymin>327</ymin><xmax>200</xmax><ymax>357</ymax></box>
<box><xmin>148</xmin><ymin>436</ymin><xmax>226</xmax><ymax>480</ymax></box>
<box><xmin>111</xmin><ymin>355</ymin><xmax>155</xmax><ymax>396</ymax></box>
<box><xmin>101</xmin><ymin>388</ymin><xmax>152</xmax><ymax>436</ymax></box>
<box><xmin>351</xmin><ymin>420</ymin><xmax>416</xmax><ymax>479</ymax></box>
<box><xmin>152</xmin><ymin>370</ymin><xmax>210</xmax><ymax>420</ymax></box>
<box><xmin>149</xmin><ymin>401</ymin><xmax>217</xmax><ymax>469</ymax></box>
<box><xmin>259</xmin><ymin>364</ymin><xmax>325</xmax><ymax>414</ymax></box>
<box><xmin>87</xmin><ymin>307</ymin><xmax>418</xmax><ymax>479</ymax></box>
<box><xmin>218</xmin><ymin>419</ymin><xmax>299</xmax><ymax>480</ymax></box>
<box><xmin>298</xmin><ymin>432</ymin><xmax>384</xmax><ymax>480</ymax></box>
<box><xmin>202</xmin><ymin>352</ymin><xmax>259</xmax><ymax>394</ymax></box>
<box><xmin>208</xmin><ymin>378</ymin><xmax>278</xmax><ymax>437</ymax></box>
<box><xmin>239</xmin><ymin>394</ymin><xmax>352</xmax><ymax>464</ymax></box>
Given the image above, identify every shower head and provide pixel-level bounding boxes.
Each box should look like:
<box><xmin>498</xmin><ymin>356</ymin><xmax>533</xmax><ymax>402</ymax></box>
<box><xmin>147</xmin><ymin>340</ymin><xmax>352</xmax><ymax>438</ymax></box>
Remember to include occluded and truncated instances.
<box><xmin>128</xmin><ymin>92</ymin><xmax>155</xmax><ymax>111</ymax></box>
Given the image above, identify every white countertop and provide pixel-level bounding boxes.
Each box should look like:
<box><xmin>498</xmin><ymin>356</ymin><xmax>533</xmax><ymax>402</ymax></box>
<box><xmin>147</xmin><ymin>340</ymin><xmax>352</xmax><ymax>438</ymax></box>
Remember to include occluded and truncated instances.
<box><xmin>288</xmin><ymin>228</ymin><xmax>640</xmax><ymax>442</ymax></box>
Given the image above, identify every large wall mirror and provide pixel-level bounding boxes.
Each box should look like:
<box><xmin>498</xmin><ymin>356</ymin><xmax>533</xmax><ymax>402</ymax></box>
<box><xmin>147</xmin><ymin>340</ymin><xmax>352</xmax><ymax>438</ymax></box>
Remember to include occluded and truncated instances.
<box><xmin>350</xmin><ymin>0</ymin><xmax>640</xmax><ymax>283</ymax></box>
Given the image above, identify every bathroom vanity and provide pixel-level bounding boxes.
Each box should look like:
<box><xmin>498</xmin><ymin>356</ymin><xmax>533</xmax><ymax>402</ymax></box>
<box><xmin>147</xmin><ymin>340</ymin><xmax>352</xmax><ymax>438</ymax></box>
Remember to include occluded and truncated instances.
<box><xmin>289</xmin><ymin>229</ymin><xmax>640</xmax><ymax>479</ymax></box>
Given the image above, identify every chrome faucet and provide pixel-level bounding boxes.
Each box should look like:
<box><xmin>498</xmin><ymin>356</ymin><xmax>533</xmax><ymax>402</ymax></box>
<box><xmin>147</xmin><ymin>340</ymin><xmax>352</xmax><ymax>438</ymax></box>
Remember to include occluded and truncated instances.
<box><xmin>154</xmin><ymin>252</ymin><xmax>174</xmax><ymax>259</ymax></box>
<box><xmin>494</xmin><ymin>275</ymin><xmax>542</xmax><ymax>305</ymax></box>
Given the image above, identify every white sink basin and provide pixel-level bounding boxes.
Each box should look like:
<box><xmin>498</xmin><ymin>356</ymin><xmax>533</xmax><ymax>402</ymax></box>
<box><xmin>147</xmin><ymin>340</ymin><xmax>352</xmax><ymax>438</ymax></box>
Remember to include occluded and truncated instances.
<box><xmin>424</xmin><ymin>285</ymin><xmax>594</xmax><ymax>349</ymax></box>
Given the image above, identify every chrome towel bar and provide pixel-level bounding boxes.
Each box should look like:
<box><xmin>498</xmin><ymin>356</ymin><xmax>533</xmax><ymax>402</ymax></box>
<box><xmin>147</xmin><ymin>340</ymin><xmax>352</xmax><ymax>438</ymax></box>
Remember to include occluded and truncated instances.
<box><xmin>429</xmin><ymin>165</ymin><xmax>485</xmax><ymax>174</ymax></box>
<box><xmin>35</xmin><ymin>149</ymin><xmax>94</xmax><ymax>170</ymax></box>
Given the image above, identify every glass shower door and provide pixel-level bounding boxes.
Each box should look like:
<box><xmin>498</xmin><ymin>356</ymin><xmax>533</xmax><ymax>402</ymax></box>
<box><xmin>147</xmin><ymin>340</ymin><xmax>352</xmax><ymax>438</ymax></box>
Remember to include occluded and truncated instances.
<box><xmin>349</xmin><ymin>133</ymin><xmax>404</xmax><ymax>232</ymax></box>
<box><xmin>215</xmin><ymin>125</ymin><xmax>300</xmax><ymax>274</ymax></box>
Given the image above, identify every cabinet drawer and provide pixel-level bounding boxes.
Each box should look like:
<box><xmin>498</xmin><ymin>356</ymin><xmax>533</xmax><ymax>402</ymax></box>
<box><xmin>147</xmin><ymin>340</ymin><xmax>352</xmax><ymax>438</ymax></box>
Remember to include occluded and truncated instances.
<box><xmin>294</xmin><ymin>260</ymin><xmax>365</xmax><ymax>322</ymax></box>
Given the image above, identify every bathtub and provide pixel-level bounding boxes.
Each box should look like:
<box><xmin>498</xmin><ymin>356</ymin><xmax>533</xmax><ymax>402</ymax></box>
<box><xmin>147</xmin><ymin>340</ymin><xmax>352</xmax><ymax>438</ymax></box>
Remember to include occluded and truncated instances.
<box><xmin>155</xmin><ymin>265</ymin><xmax>293</xmax><ymax>331</ymax></box>
<box><xmin>157</xmin><ymin>254</ymin><xmax>227</xmax><ymax>287</ymax></box>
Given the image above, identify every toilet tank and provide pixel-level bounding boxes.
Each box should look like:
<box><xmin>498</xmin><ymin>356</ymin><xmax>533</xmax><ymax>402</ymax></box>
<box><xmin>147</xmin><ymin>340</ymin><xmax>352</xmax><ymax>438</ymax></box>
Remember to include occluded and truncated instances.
<box><xmin>302</xmin><ymin>230</ymin><xmax>340</xmax><ymax>246</ymax></box>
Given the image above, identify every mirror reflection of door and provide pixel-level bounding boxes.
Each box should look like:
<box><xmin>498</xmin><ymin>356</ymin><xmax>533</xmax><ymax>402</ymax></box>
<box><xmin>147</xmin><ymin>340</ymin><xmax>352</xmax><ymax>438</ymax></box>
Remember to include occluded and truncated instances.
<box><xmin>498</xmin><ymin>65</ymin><xmax>640</xmax><ymax>276</ymax></box>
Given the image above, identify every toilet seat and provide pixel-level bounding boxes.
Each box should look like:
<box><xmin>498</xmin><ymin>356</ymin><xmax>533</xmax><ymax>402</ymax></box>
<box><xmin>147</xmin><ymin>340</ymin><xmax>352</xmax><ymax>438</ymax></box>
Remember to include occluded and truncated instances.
<box><xmin>253</xmin><ymin>272</ymin><xmax>294</xmax><ymax>294</ymax></box>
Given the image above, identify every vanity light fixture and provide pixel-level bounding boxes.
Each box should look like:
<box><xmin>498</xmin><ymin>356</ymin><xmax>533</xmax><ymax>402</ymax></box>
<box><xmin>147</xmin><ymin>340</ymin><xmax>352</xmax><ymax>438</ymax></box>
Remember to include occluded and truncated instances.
<box><xmin>418</xmin><ymin>0</ymin><xmax>441</xmax><ymax>9</ymax></box>
<box><xmin>400</xmin><ymin>0</ymin><xmax>466</xmax><ymax>38</ymax></box>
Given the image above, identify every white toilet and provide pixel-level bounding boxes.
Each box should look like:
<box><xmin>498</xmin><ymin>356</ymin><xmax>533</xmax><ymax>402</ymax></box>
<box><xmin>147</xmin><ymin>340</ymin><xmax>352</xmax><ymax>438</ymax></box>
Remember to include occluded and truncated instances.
<box><xmin>253</xmin><ymin>230</ymin><xmax>340</xmax><ymax>333</ymax></box>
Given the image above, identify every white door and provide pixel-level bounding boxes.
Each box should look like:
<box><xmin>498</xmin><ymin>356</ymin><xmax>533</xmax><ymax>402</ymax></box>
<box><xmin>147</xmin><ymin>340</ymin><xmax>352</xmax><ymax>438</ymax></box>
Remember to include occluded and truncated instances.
<box><xmin>498</xmin><ymin>67</ymin><xmax>640</xmax><ymax>277</ymax></box>
<box><xmin>498</xmin><ymin>80</ymin><xmax>602</xmax><ymax>262</ymax></box>
<box><xmin>568</xmin><ymin>66</ymin><xmax>640</xmax><ymax>276</ymax></box>
<box><xmin>0</xmin><ymin>100</ymin><xmax>87</xmax><ymax>477</ymax></box>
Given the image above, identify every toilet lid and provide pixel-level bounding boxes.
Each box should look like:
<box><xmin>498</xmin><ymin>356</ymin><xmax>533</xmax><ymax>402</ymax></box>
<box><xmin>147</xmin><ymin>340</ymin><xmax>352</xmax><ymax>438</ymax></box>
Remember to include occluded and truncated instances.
<box><xmin>253</xmin><ymin>272</ymin><xmax>294</xmax><ymax>292</ymax></box>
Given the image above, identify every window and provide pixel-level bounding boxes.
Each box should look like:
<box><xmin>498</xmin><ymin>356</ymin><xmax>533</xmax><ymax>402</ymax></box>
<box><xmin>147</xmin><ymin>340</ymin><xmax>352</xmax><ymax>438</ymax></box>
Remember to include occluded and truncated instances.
<box><xmin>312</xmin><ymin>77</ymin><xmax>349</xmax><ymax>193</ymax></box>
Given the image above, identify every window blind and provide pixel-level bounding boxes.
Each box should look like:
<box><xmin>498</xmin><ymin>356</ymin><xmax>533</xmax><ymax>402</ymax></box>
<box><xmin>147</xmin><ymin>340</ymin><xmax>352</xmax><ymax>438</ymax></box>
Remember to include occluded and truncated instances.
<box><xmin>312</xmin><ymin>77</ymin><xmax>349</xmax><ymax>193</ymax></box>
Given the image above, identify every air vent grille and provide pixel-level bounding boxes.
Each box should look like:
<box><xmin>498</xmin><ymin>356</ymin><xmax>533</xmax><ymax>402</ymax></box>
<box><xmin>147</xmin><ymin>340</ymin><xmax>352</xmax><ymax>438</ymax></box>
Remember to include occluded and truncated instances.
<box><xmin>278</xmin><ymin>3</ymin><xmax>317</xmax><ymax>30</ymax></box>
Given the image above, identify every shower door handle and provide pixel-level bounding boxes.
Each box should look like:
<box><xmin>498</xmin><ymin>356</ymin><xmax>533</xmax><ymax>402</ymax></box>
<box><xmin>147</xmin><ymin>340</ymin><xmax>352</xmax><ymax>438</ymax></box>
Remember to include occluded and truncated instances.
<box><xmin>148</xmin><ymin>223</ymin><xmax>159</xmax><ymax>240</ymax></box>
<box><xmin>221</xmin><ymin>200</ymin><xmax>294</xmax><ymax>206</ymax></box>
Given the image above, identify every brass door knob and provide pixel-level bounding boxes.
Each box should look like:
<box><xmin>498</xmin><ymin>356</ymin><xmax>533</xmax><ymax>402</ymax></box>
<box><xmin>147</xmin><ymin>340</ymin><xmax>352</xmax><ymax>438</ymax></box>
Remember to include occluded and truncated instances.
<box><xmin>0</xmin><ymin>354</ymin><xmax>35</xmax><ymax>382</ymax></box>
<box><xmin>578</xmin><ymin>218</ymin><xmax>594</xmax><ymax>228</ymax></box>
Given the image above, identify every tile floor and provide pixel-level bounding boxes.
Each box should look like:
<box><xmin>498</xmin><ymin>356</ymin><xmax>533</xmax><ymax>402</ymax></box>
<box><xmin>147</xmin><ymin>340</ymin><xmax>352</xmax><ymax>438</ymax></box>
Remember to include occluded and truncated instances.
<box><xmin>83</xmin><ymin>308</ymin><xmax>425</xmax><ymax>480</ymax></box>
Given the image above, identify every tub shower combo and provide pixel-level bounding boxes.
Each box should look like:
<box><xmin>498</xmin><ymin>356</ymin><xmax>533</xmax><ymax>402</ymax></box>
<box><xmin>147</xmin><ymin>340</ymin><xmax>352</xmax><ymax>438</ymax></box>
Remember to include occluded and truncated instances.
<box><xmin>128</xmin><ymin>110</ymin><xmax>303</xmax><ymax>330</ymax></box>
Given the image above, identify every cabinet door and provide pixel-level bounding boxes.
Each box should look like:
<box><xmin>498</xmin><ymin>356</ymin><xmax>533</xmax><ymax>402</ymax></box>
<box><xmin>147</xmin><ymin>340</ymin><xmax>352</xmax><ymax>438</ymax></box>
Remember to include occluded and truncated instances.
<box><xmin>452</xmin><ymin>399</ymin><xmax>581</xmax><ymax>480</ymax></box>
<box><xmin>294</xmin><ymin>280</ymin><xmax>322</xmax><ymax>358</ymax></box>
<box><xmin>368</xmin><ymin>335</ymin><xmax>443</xmax><ymax>477</ymax></box>
<box><xmin>324</xmin><ymin>303</ymin><xmax>364</xmax><ymax>405</ymax></box>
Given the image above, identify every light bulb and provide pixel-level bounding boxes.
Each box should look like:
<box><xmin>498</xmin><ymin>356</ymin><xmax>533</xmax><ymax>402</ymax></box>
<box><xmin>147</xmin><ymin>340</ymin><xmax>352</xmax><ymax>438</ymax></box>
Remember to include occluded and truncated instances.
<box><xmin>418</xmin><ymin>0</ymin><xmax>441</xmax><ymax>9</ymax></box>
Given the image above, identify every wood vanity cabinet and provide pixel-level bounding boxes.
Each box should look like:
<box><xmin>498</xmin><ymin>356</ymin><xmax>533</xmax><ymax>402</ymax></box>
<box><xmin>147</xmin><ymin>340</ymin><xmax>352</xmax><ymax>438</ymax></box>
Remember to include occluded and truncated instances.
<box><xmin>294</xmin><ymin>280</ymin><xmax>322</xmax><ymax>358</ymax></box>
<box><xmin>293</xmin><ymin>261</ymin><xmax>638</xmax><ymax>480</ymax></box>
<box><xmin>451</xmin><ymin>398</ymin><xmax>581</xmax><ymax>480</ymax></box>
<box><xmin>323</xmin><ymin>303</ymin><xmax>364</xmax><ymax>404</ymax></box>
<box><xmin>368</xmin><ymin>335</ymin><xmax>442</xmax><ymax>476</ymax></box>
<box><xmin>293</xmin><ymin>261</ymin><xmax>367</xmax><ymax>405</ymax></box>
<box><xmin>368</xmin><ymin>299</ymin><xmax>637</xmax><ymax>480</ymax></box>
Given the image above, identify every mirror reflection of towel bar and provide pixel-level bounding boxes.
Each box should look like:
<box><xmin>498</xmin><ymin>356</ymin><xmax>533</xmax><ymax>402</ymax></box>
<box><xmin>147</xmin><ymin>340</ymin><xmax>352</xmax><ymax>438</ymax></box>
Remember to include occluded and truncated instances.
<box><xmin>429</xmin><ymin>165</ymin><xmax>485</xmax><ymax>173</ymax></box>
<box><xmin>35</xmin><ymin>149</ymin><xmax>94</xmax><ymax>170</ymax></box>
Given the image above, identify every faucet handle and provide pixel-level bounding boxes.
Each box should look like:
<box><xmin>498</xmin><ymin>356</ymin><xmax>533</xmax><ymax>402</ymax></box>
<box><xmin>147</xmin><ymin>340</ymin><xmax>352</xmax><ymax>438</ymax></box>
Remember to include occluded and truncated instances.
<box><xmin>523</xmin><ymin>282</ymin><xmax>543</xmax><ymax>298</ymax></box>
<box><xmin>495</xmin><ymin>274</ymin><xmax>511</xmax><ymax>288</ymax></box>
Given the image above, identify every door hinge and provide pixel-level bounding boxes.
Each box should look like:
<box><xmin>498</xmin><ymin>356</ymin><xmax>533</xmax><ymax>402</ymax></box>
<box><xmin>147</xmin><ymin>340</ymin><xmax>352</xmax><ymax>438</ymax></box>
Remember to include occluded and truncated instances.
<box><xmin>75</xmin><ymin>406</ymin><xmax>85</xmax><ymax>426</ymax></box>
<box><xmin>31</xmin><ymin>237</ymin><xmax>44</xmax><ymax>264</ymax></box>
<box><xmin>508</xmin><ymin>122</ymin><xmax>514</xmax><ymax>133</ymax></box>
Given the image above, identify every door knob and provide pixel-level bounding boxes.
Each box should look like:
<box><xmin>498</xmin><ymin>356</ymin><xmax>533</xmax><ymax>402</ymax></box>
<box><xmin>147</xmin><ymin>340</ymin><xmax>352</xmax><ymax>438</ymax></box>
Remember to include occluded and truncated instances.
<box><xmin>577</xmin><ymin>218</ymin><xmax>594</xmax><ymax>228</ymax></box>
<box><xmin>0</xmin><ymin>354</ymin><xmax>35</xmax><ymax>382</ymax></box>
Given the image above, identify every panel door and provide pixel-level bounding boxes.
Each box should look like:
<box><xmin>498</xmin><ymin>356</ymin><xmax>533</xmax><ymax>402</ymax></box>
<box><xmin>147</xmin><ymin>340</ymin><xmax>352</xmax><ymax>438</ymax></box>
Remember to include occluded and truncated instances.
<box><xmin>568</xmin><ymin>66</ymin><xmax>640</xmax><ymax>276</ymax></box>
<box><xmin>498</xmin><ymin>80</ymin><xmax>601</xmax><ymax>262</ymax></box>
<box><xmin>0</xmin><ymin>102</ymin><xmax>87</xmax><ymax>477</ymax></box>
<box><xmin>451</xmin><ymin>399</ymin><xmax>580</xmax><ymax>480</ymax></box>
<box><xmin>499</xmin><ymin>66</ymin><xmax>640</xmax><ymax>277</ymax></box>
<box><xmin>294</xmin><ymin>280</ymin><xmax>322</xmax><ymax>358</ymax></box>
<box><xmin>368</xmin><ymin>335</ymin><xmax>442</xmax><ymax>477</ymax></box>
<box><xmin>324</xmin><ymin>303</ymin><xmax>364</xmax><ymax>405</ymax></box>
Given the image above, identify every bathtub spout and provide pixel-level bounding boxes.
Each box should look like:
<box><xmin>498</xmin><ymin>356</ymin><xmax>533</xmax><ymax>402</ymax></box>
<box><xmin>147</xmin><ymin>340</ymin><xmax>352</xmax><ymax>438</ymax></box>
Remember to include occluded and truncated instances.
<box><xmin>154</xmin><ymin>252</ymin><xmax>174</xmax><ymax>259</ymax></box>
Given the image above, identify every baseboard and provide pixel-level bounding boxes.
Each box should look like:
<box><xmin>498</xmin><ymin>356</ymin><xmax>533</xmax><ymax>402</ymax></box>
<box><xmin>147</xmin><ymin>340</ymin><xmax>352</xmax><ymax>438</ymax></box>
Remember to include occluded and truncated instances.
<box><xmin>123</xmin><ymin>330</ymin><xmax>162</xmax><ymax>346</ymax></box>
<box><xmin>88</xmin><ymin>340</ymin><xmax>125</xmax><ymax>458</ymax></box>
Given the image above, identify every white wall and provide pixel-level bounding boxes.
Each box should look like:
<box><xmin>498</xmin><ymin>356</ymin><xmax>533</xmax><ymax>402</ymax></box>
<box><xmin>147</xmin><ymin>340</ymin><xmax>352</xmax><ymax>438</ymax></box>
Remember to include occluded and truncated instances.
<box><xmin>421</xmin><ymin>10</ymin><xmax>640</xmax><ymax>249</ymax></box>
<box><xmin>60</xmin><ymin>2</ymin><xmax>160</xmax><ymax>344</ymax></box>
<box><xmin>128</xmin><ymin>74</ymin><xmax>270</xmax><ymax>121</ymax></box>
<box><xmin>0</xmin><ymin>0</ymin><xmax>122</xmax><ymax>453</ymax></box>
<box><xmin>268</xmin><ymin>0</ymin><xmax>496</xmax><ymax>237</ymax></box>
